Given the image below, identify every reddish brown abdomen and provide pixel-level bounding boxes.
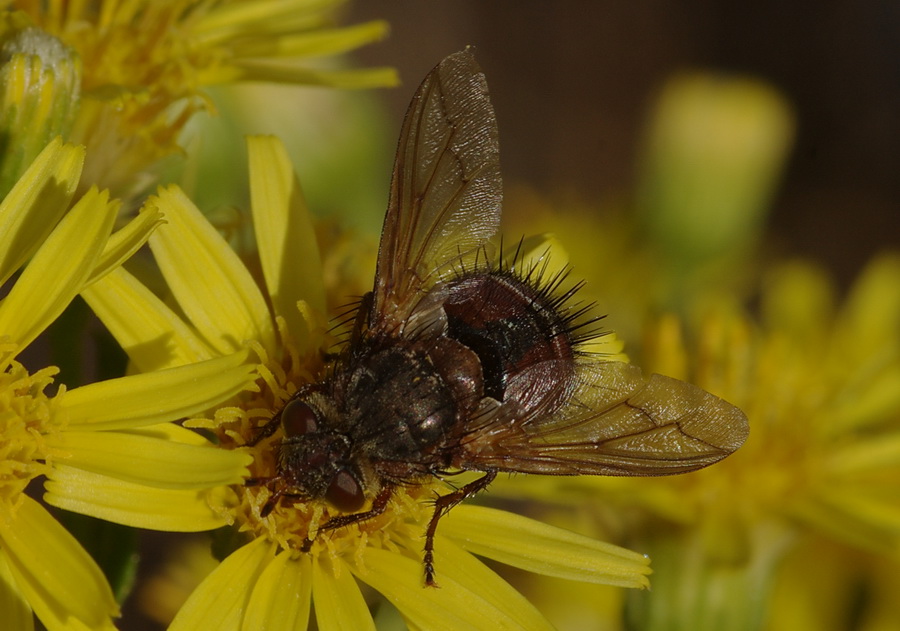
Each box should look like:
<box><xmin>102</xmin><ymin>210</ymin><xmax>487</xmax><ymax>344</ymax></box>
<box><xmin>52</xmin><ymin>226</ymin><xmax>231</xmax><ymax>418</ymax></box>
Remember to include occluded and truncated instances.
<box><xmin>442</xmin><ymin>273</ymin><xmax>574</xmax><ymax>401</ymax></box>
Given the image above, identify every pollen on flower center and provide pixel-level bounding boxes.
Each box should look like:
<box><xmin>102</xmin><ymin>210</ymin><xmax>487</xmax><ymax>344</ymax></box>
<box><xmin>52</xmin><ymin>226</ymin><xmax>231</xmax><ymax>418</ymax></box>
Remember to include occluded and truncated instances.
<box><xmin>0</xmin><ymin>356</ymin><xmax>61</xmax><ymax>504</ymax></box>
<box><xmin>233</xmin><ymin>412</ymin><xmax>441</xmax><ymax>564</ymax></box>
<box><xmin>240</xmin><ymin>472</ymin><xmax>438</xmax><ymax>561</ymax></box>
<box><xmin>234</xmin><ymin>418</ymin><xmax>443</xmax><ymax>564</ymax></box>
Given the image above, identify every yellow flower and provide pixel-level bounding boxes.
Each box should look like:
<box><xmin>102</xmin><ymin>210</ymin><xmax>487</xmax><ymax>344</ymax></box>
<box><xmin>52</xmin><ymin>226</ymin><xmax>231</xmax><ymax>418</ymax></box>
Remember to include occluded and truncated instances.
<box><xmin>0</xmin><ymin>138</ymin><xmax>254</xmax><ymax>631</ymax></box>
<box><xmin>0</xmin><ymin>11</ymin><xmax>80</xmax><ymax>196</ymax></box>
<box><xmin>518</xmin><ymin>254</ymin><xmax>900</xmax><ymax>630</ymax></box>
<box><xmin>8</xmin><ymin>0</ymin><xmax>397</xmax><ymax>196</ymax></box>
<box><xmin>83</xmin><ymin>135</ymin><xmax>652</xmax><ymax>629</ymax></box>
<box><xmin>636</xmin><ymin>72</ymin><xmax>794</xmax><ymax>269</ymax></box>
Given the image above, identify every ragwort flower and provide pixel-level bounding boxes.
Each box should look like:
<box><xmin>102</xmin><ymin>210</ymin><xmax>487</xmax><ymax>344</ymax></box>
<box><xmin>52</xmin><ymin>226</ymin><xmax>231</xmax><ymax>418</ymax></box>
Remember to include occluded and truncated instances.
<box><xmin>0</xmin><ymin>139</ymin><xmax>253</xmax><ymax>631</ymax></box>
<box><xmin>519</xmin><ymin>255</ymin><xmax>900</xmax><ymax>631</ymax></box>
<box><xmin>0</xmin><ymin>11</ymin><xmax>81</xmax><ymax>196</ymax></box>
<box><xmin>82</xmin><ymin>135</ymin><xmax>652</xmax><ymax>630</ymax></box>
<box><xmin>7</xmin><ymin>0</ymin><xmax>397</xmax><ymax>196</ymax></box>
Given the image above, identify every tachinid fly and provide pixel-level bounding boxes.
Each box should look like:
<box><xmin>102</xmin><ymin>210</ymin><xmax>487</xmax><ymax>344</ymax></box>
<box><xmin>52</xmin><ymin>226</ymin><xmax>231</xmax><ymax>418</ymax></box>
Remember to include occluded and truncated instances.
<box><xmin>247</xmin><ymin>50</ymin><xmax>749</xmax><ymax>586</ymax></box>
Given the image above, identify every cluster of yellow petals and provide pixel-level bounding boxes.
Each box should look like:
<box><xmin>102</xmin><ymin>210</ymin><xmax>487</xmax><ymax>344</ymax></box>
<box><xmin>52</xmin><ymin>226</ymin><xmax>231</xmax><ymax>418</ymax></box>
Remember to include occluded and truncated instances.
<box><xmin>8</xmin><ymin>0</ymin><xmax>395</xmax><ymax>195</ymax></box>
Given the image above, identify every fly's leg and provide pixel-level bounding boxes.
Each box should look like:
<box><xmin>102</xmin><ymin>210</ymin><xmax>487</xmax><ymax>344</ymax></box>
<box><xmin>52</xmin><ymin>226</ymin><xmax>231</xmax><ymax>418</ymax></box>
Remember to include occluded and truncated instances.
<box><xmin>423</xmin><ymin>470</ymin><xmax>496</xmax><ymax>587</ymax></box>
<box><xmin>244</xmin><ymin>476</ymin><xmax>302</xmax><ymax>517</ymax></box>
<box><xmin>310</xmin><ymin>484</ymin><xmax>396</xmax><ymax>549</ymax></box>
<box><xmin>245</xmin><ymin>416</ymin><xmax>281</xmax><ymax>446</ymax></box>
<box><xmin>302</xmin><ymin>485</ymin><xmax>395</xmax><ymax>553</ymax></box>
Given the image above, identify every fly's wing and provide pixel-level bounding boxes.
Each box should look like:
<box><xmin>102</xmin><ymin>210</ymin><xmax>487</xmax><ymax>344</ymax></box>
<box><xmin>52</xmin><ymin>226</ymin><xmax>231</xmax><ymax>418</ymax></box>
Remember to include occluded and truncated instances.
<box><xmin>371</xmin><ymin>50</ymin><xmax>502</xmax><ymax>336</ymax></box>
<box><xmin>459</xmin><ymin>361</ymin><xmax>749</xmax><ymax>476</ymax></box>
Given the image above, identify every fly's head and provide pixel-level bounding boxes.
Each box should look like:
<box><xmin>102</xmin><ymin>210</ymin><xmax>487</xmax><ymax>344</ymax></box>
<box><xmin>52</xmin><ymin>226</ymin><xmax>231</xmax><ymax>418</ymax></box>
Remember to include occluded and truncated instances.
<box><xmin>274</xmin><ymin>393</ymin><xmax>368</xmax><ymax>513</ymax></box>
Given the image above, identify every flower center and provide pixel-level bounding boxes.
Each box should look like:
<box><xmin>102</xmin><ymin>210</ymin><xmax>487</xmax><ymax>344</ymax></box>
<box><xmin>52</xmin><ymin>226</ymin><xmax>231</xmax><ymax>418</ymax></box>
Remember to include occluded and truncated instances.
<box><xmin>0</xmin><ymin>357</ymin><xmax>60</xmax><ymax>504</ymax></box>
<box><xmin>238</xmin><ymin>472</ymin><xmax>439</xmax><ymax>562</ymax></box>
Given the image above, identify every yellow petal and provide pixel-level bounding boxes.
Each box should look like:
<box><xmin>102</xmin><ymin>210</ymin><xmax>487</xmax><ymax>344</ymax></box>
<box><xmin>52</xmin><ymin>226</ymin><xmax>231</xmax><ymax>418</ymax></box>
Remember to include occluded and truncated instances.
<box><xmin>219</xmin><ymin>63</ymin><xmax>399</xmax><ymax>89</ymax></box>
<box><xmin>0</xmin><ymin>187</ymin><xmax>115</xmax><ymax>354</ymax></box>
<box><xmin>244</xmin><ymin>552</ymin><xmax>311</xmax><ymax>631</ymax></box>
<box><xmin>85</xmin><ymin>203</ymin><xmax>165</xmax><ymax>287</ymax></box>
<box><xmin>826</xmin><ymin>434</ymin><xmax>900</xmax><ymax>475</ymax></box>
<box><xmin>312</xmin><ymin>556</ymin><xmax>375</xmax><ymax>631</ymax></box>
<box><xmin>0</xmin><ymin>551</ymin><xmax>33</xmax><ymax>631</ymax></box>
<box><xmin>816</xmin><ymin>484</ymin><xmax>900</xmax><ymax>540</ymax></box>
<box><xmin>432</xmin><ymin>536</ymin><xmax>555</xmax><ymax>630</ymax></box>
<box><xmin>838</xmin><ymin>253</ymin><xmax>900</xmax><ymax>354</ymax></box>
<box><xmin>247</xmin><ymin>135</ymin><xmax>325</xmax><ymax>349</ymax></box>
<box><xmin>123</xmin><ymin>421</ymin><xmax>213</xmax><ymax>447</ymax></box>
<box><xmin>81</xmin><ymin>266</ymin><xmax>216</xmax><ymax>372</ymax></box>
<box><xmin>190</xmin><ymin>0</ymin><xmax>340</xmax><ymax>36</ymax></box>
<box><xmin>354</xmin><ymin>546</ymin><xmax>540</xmax><ymax>630</ymax></box>
<box><xmin>170</xmin><ymin>538</ymin><xmax>273</xmax><ymax>631</ymax></box>
<box><xmin>0</xmin><ymin>495</ymin><xmax>118</xmax><ymax>630</ymax></box>
<box><xmin>0</xmin><ymin>138</ymin><xmax>83</xmax><ymax>286</ymax></box>
<box><xmin>442</xmin><ymin>505</ymin><xmax>651</xmax><ymax>588</ymax></box>
<box><xmin>148</xmin><ymin>185</ymin><xmax>276</xmax><ymax>356</ymax></box>
<box><xmin>229</xmin><ymin>21</ymin><xmax>391</xmax><ymax>58</ymax></box>
<box><xmin>826</xmin><ymin>364</ymin><xmax>900</xmax><ymax>434</ymax></box>
<box><xmin>761</xmin><ymin>261</ymin><xmax>834</xmax><ymax>346</ymax></box>
<box><xmin>43</xmin><ymin>465</ymin><xmax>234</xmax><ymax>532</ymax></box>
<box><xmin>45</xmin><ymin>427</ymin><xmax>250</xmax><ymax>489</ymax></box>
<box><xmin>61</xmin><ymin>350</ymin><xmax>256</xmax><ymax>430</ymax></box>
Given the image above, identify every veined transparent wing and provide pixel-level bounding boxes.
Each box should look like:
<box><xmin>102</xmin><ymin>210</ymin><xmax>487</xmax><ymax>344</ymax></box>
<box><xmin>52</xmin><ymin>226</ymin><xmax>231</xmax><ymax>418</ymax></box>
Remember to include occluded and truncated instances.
<box><xmin>458</xmin><ymin>361</ymin><xmax>749</xmax><ymax>476</ymax></box>
<box><xmin>371</xmin><ymin>50</ymin><xmax>502</xmax><ymax>336</ymax></box>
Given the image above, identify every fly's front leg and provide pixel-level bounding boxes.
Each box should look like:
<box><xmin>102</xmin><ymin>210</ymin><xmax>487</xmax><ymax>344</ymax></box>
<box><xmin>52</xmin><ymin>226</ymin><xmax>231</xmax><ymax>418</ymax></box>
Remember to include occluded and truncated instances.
<box><xmin>304</xmin><ymin>485</ymin><xmax>394</xmax><ymax>554</ymax></box>
<box><xmin>245</xmin><ymin>415</ymin><xmax>281</xmax><ymax>446</ymax></box>
<box><xmin>244</xmin><ymin>477</ymin><xmax>304</xmax><ymax>518</ymax></box>
<box><xmin>298</xmin><ymin>486</ymin><xmax>394</xmax><ymax>552</ymax></box>
<box><xmin>423</xmin><ymin>470</ymin><xmax>496</xmax><ymax>587</ymax></box>
<box><xmin>317</xmin><ymin>484</ymin><xmax>395</xmax><ymax>533</ymax></box>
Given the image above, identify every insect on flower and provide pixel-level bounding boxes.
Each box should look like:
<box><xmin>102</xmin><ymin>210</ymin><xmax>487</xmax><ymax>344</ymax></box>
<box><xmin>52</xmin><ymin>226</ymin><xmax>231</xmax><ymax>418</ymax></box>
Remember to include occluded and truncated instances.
<box><xmin>248</xmin><ymin>50</ymin><xmax>749</xmax><ymax>586</ymax></box>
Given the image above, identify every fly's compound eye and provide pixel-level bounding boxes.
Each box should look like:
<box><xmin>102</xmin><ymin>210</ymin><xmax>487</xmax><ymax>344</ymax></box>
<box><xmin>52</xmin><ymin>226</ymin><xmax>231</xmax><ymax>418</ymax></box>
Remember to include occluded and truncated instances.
<box><xmin>325</xmin><ymin>468</ymin><xmax>366</xmax><ymax>512</ymax></box>
<box><xmin>280</xmin><ymin>399</ymin><xmax>318</xmax><ymax>437</ymax></box>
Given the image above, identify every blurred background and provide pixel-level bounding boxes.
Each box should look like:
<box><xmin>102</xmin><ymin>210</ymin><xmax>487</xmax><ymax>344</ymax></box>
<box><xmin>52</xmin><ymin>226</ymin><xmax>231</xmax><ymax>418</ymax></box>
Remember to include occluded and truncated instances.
<box><xmin>339</xmin><ymin>1</ymin><xmax>899</xmax><ymax>288</ymax></box>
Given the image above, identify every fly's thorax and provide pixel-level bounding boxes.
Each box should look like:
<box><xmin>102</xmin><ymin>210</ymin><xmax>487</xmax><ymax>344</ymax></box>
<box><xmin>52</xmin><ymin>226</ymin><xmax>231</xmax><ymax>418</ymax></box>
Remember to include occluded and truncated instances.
<box><xmin>329</xmin><ymin>341</ymin><xmax>482</xmax><ymax>474</ymax></box>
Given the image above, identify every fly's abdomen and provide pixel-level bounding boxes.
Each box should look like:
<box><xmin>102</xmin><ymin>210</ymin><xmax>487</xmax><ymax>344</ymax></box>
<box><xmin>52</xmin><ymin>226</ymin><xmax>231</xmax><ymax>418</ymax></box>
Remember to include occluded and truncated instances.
<box><xmin>443</xmin><ymin>273</ymin><xmax>575</xmax><ymax>402</ymax></box>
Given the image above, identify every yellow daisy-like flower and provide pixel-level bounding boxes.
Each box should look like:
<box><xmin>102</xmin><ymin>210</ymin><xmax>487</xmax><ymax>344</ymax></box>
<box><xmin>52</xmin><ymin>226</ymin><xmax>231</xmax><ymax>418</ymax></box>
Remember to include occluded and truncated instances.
<box><xmin>0</xmin><ymin>138</ymin><xmax>254</xmax><ymax>631</ymax></box>
<box><xmin>0</xmin><ymin>11</ymin><xmax>80</xmax><ymax>196</ymax></box>
<box><xmin>525</xmin><ymin>254</ymin><xmax>900</xmax><ymax>630</ymax></box>
<box><xmin>7</xmin><ymin>0</ymin><xmax>397</xmax><ymax>196</ymax></box>
<box><xmin>83</xmin><ymin>135</ymin><xmax>652</xmax><ymax>629</ymax></box>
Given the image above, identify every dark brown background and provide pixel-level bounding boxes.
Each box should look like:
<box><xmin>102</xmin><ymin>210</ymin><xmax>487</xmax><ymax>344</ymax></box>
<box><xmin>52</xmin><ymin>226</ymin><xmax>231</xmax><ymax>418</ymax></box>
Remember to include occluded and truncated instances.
<box><xmin>350</xmin><ymin>1</ymin><xmax>900</xmax><ymax>287</ymax></box>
